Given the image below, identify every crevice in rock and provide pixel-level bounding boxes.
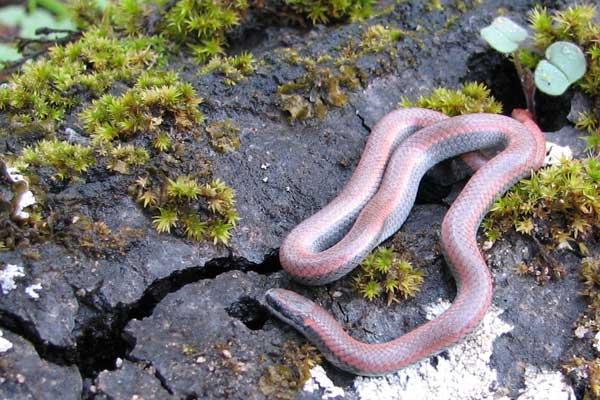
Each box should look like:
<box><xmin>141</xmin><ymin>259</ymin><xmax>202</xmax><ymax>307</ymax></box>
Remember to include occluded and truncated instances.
<box><xmin>225</xmin><ymin>296</ymin><xmax>270</xmax><ymax>330</ymax></box>
<box><xmin>0</xmin><ymin>310</ymin><xmax>74</xmax><ymax>368</ymax></box>
<box><xmin>465</xmin><ymin>50</ymin><xmax>571</xmax><ymax>132</ymax></box>
<box><xmin>0</xmin><ymin>249</ymin><xmax>282</xmax><ymax>385</ymax></box>
<box><xmin>151</xmin><ymin>362</ymin><xmax>175</xmax><ymax>395</ymax></box>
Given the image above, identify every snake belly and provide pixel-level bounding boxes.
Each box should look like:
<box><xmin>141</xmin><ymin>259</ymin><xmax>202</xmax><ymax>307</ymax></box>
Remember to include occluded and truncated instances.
<box><xmin>265</xmin><ymin>107</ymin><xmax>546</xmax><ymax>376</ymax></box>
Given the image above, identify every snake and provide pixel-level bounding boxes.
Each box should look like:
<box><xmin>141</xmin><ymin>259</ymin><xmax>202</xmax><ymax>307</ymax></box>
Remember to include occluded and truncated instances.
<box><xmin>264</xmin><ymin>107</ymin><xmax>546</xmax><ymax>376</ymax></box>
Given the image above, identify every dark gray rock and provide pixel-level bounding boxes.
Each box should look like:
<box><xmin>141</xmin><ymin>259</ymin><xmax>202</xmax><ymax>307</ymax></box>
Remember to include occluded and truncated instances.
<box><xmin>93</xmin><ymin>360</ymin><xmax>173</xmax><ymax>400</ymax></box>
<box><xmin>124</xmin><ymin>271</ymin><xmax>290</xmax><ymax>399</ymax></box>
<box><xmin>0</xmin><ymin>329</ymin><xmax>82</xmax><ymax>400</ymax></box>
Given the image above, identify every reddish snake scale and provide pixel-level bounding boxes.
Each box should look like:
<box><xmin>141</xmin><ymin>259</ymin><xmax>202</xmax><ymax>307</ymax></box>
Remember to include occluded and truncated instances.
<box><xmin>265</xmin><ymin>108</ymin><xmax>546</xmax><ymax>376</ymax></box>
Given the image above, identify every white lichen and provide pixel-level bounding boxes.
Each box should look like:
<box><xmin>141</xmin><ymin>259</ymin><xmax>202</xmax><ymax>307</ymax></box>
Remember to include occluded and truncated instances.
<box><xmin>544</xmin><ymin>142</ymin><xmax>573</xmax><ymax>166</ymax></box>
<box><xmin>0</xmin><ymin>330</ymin><xmax>13</xmax><ymax>353</ymax></box>
<box><xmin>25</xmin><ymin>283</ymin><xmax>42</xmax><ymax>299</ymax></box>
<box><xmin>514</xmin><ymin>365</ymin><xmax>575</xmax><ymax>400</ymax></box>
<box><xmin>594</xmin><ymin>331</ymin><xmax>600</xmax><ymax>353</ymax></box>
<box><xmin>0</xmin><ymin>264</ymin><xmax>25</xmax><ymax>295</ymax></box>
<box><xmin>353</xmin><ymin>300</ymin><xmax>512</xmax><ymax>400</ymax></box>
<box><xmin>303</xmin><ymin>365</ymin><xmax>345</xmax><ymax>399</ymax></box>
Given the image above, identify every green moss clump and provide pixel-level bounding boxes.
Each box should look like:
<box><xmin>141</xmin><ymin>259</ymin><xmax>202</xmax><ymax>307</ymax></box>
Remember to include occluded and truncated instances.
<box><xmin>357</xmin><ymin>24</ymin><xmax>404</xmax><ymax>54</ymax></box>
<box><xmin>353</xmin><ymin>247</ymin><xmax>424</xmax><ymax>304</ymax></box>
<box><xmin>18</xmin><ymin>139</ymin><xmax>95</xmax><ymax>180</ymax></box>
<box><xmin>278</xmin><ymin>55</ymin><xmax>364</xmax><ymax>121</ymax></box>
<box><xmin>284</xmin><ymin>0</ymin><xmax>374</xmax><ymax>24</ymax></box>
<box><xmin>259</xmin><ymin>342</ymin><xmax>322</xmax><ymax>400</ymax></box>
<box><xmin>106</xmin><ymin>144</ymin><xmax>150</xmax><ymax>174</ymax></box>
<box><xmin>163</xmin><ymin>0</ymin><xmax>248</xmax><ymax>62</ymax></box>
<box><xmin>0</xmin><ymin>27</ymin><xmax>164</xmax><ymax>124</ymax></box>
<box><xmin>206</xmin><ymin>120</ymin><xmax>241</xmax><ymax>153</ymax></box>
<box><xmin>483</xmin><ymin>158</ymin><xmax>600</xmax><ymax>252</ymax></box>
<box><xmin>80</xmin><ymin>70</ymin><xmax>203</xmax><ymax>143</ymax></box>
<box><xmin>340</xmin><ymin>23</ymin><xmax>408</xmax><ymax>60</ymax></box>
<box><xmin>400</xmin><ymin>82</ymin><xmax>503</xmax><ymax>116</ymax></box>
<box><xmin>200</xmin><ymin>52</ymin><xmax>255</xmax><ymax>85</ymax></box>
<box><xmin>106</xmin><ymin>0</ymin><xmax>249</xmax><ymax>63</ymax></box>
<box><xmin>131</xmin><ymin>175</ymin><xmax>239</xmax><ymax>245</ymax></box>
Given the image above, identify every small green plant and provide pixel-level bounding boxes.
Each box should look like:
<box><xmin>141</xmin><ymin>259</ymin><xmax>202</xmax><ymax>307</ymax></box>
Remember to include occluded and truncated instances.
<box><xmin>152</xmin><ymin>132</ymin><xmax>172</xmax><ymax>152</ymax></box>
<box><xmin>483</xmin><ymin>157</ymin><xmax>600</xmax><ymax>254</ymax></box>
<box><xmin>481</xmin><ymin>7</ymin><xmax>591</xmax><ymax>113</ymax></box>
<box><xmin>18</xmin><ymin>139</ymin><xmax>95</xmax><ymax>180</ymax></box>
<box><xmin>131</xmin><ymin>175</ymin><xmax>239</xmax><ymax>245</ymax></box>
<box><xmin>400</xmin><ymin>82</ymin><xmax>503</xmax><ymax>116</ymax></box>
<box><xmin>200</xmin><ymin>52</ymin><xmax>255</xmax><ymax>85</ymax></box>
<box><xmin>353</xmin><ymin>247</ymin><xmax>424</xmax><ymax>305</ymax></box>
<box><xmin>284</xmin><ymin>0</ymin><xmax>374</xmax><ymax>24</ymax></box>
<box><xmin>206</xmin><ymin>120</ymin><xmax>241</xmax><ymax>153</ymax></box>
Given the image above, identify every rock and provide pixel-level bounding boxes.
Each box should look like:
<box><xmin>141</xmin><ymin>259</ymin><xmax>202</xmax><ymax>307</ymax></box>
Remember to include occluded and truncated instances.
<box><xmin>0</xmin><ymin>329</ymin><xmax>82</xmax><ymax>400</ymax></box>
<box><xmin>94</xmin><ymin>360</ymin><xmax>173</xmax><ymax>400</ymax></box>
<box><xmin>124</xmin><ymin>271</ymin><xmax>289</xmax><ymax>399</ymax></box>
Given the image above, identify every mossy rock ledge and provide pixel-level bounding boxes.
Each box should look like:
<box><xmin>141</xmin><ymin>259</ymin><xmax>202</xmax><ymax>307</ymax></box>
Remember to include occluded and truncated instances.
<box><xmin>0</xmin><ymin>1</ymin><xmax>598</xmax><ymax>399</ymax></box>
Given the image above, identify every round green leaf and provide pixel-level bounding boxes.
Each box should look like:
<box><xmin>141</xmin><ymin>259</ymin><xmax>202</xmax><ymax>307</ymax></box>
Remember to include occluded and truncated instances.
<box><xmin>534</xmin><ymin>60</ymin><xmax>571</xmax><ymax>96</ymax></box>
<box><xmin>0</xmin><ymin>5</ymin><xmax>27</xmax><ymax>25</ymax></box>
<box><xmin>491</xmin><ymin>16</ymin><xmax>528</xmax><ymax>43</ymax></box>
<box><xmin>481</xmin><ymin>26</ymin><xmax>519</xmax><ymax>53</ymax></box>
<box><xmin>0</xmin><ymin>43</ymin><xmax>22</xmax><ymax>64</ymax></box>
<box><xmin>545</xmin><ymin>41</ymin><xmax>586</xmax><ymax>83</ymax></box>
<box><xmin>480</xmin><ymin>16</ymin><xmax>528</xmax><ymax>54</ymax></box>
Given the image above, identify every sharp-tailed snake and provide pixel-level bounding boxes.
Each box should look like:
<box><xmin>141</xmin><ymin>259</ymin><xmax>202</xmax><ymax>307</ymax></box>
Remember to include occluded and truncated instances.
<box><xmin>265</xmin><ymin>107</ymin><xmax>546</xmax><ymax>376</ymax></box>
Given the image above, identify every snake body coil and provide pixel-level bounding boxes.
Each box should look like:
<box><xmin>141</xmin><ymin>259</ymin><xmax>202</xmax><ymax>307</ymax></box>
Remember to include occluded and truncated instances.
<box><xmin>265</xmin><ymin>108</ymin><xmax>546</xmax><ymax>376</ymax></box>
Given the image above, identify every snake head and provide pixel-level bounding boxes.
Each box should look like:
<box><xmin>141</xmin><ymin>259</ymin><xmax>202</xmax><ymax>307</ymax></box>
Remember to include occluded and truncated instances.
<box><xmin>264</xmin><ymin>288</ymin><xmax>315</xmax><ymax>327</ymax></box>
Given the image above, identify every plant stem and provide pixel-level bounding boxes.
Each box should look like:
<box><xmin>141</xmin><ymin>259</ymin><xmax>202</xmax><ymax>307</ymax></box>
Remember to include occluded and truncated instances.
<box><xmin>513</xmin><ymin>50</ymin><xmax>537</xmax><ymax>118</ymax></box>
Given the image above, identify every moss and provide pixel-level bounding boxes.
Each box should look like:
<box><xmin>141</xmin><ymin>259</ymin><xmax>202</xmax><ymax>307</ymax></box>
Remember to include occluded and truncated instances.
<box><xmin>358</xmin><ymin>24</ymin><xmax>404</xmax><ymax>54</ymax></box>
<box><xmin>259</xmin><ymin>341</ymin><xmax>322</xmax><ymax>400</ymax></box>
<box><xmin>0</xmin><ymin>27</ymin><xmax>165</xmax><ymax>125</ymax></box>
<box><xmin>59</xmin><ymin>214</ymin><xmax>143</xmax><ymax>258</ymax></box>
<box><xmin>353</xmin><ymin>246</ymin><xmax>424</xmax><ymax>304</ymax></box>
<box><xmin>200</xmin><ymin>52</ymin><xmax>255</xmax><ymax>85</ymax></box>
<box><xmin>163</xmin><ymin>0</ymin><xmax>248</xmax><ymax>62</ymax></box>
<box><xmin>483</xmin><ymin>158</ymin><xmax>600</xmax><ymax>252</ymax></box>
<box><xmin>340</xmin><ymin>24</ymin><xmax>407</xmax><ymax>59</ymax></box>
<box><xmin>106</xmin><ymin>144</ymin><xmax>150</xmax><ymax>174</ymax></box>
<box><xmin>277</xmin><ymin>54</ymin><xmax>365</xmax><ymax>121</ymax></box>
<box><xmin>206</xmin><ymin>120</ymin><xmax>241</xmax><ymax>153</ymax></box>
<box><xmin>80</xmin><ymin>70</ymin><xmax>203</xmax><ymax>144</ymax></box>
<box><xmin>400</xmin><ymin>82</ymin><xmax>503</xmax><ymax>116</ymax></box>
<box><xmin>284</xmin><ymin>0</ymin><xmax>374</xmax><ymax>24</ymax></box>
<box><xmin>131</xmin><ymin>175</ymin><xmax>239</xmax><ymax>245</ymax></box>
<box><xmin>106</xmin><ymin>0</ymin><xmax>249</xmax><ymax>63</ymax></box>
<box><xmin>18</xmin><ymin>139</ymin><xmax>95</xmax><ymax>180</ymax></box>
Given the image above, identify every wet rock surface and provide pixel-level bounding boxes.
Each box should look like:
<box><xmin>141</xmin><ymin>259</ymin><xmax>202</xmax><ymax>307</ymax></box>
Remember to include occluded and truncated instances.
<box><xmin>0</xmin><ymin>0</ymin><xmax>597</xmax><ymax>399</ymax></box>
